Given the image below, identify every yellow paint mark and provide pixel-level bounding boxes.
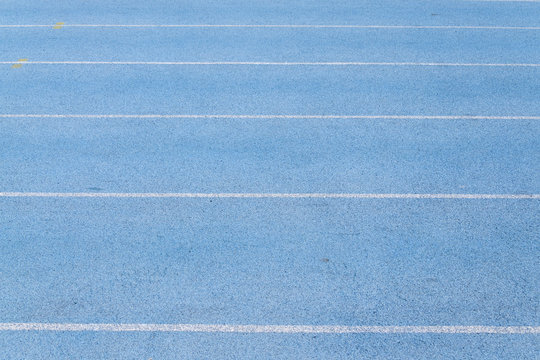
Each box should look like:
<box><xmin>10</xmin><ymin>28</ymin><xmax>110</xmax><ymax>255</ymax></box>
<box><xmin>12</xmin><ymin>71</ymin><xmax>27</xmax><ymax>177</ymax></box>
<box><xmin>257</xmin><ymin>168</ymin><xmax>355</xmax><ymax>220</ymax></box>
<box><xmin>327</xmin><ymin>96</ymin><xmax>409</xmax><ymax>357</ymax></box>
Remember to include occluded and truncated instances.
<box><xmin>53</xmin><ymin>22</ymin><xmax>64</xmax><ymax>29</ymax></box>
<box><xmin>11</xmin><ymin>59</ymin><xmax>28</xmax><ymax>69</ymax></box>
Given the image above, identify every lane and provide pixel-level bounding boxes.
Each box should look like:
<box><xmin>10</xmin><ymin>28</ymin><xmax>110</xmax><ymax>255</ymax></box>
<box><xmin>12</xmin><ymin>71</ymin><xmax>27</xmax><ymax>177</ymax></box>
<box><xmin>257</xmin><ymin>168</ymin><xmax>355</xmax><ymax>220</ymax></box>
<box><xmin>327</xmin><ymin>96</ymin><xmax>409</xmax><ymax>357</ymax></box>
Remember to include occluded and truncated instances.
<box><xmin>1</xmin><ymin>27</ymin><xmax>539</xmax><ymax>64</ymax></box>
<box><xmin>0</xmin><ymin>198</ymin><xmax>538</xmax><ymax>326</ymax></box>
<box><xmin>0</xmin><ymin>118</ymin><xmax>538</xmax><ymax>194</ymax></box>
<box><xmin>1</xmin><ymin>331</ymin><xmax>538</xmax><ymax>359</ymax></box>
<box><xmin>1</xmin><ymin>66</ymin><xmax>539</xmax><ymax>115</ymax></box>
<box><xmin>1</xmin><ymin>0</ymin><xmax>539</xmax><ymax>27</ymax></box>
<box><xmin>0</xmin><ymin>198</ymin><xmax>537</xmax><ymax>359</ymax></box>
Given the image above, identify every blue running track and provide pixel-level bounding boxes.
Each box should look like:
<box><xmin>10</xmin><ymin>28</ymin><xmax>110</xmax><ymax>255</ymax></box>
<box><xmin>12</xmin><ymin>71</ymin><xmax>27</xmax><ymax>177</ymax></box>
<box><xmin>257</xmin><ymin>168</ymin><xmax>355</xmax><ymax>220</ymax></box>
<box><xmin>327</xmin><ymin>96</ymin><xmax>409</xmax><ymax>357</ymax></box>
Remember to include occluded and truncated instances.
<box><xmin>0</xmin><ymin>0</ymin><xmax>539</xmax><ymax>358</ymax></box>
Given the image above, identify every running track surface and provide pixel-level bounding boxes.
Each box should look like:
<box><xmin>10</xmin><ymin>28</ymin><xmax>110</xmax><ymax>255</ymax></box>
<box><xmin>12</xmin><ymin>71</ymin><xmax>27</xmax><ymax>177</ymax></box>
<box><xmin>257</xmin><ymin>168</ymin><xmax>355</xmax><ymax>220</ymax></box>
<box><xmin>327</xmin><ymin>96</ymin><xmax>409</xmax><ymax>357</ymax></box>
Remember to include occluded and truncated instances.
<box><xmin>0</xmin><ymin>0</ymin><xmax>539</xmax><ymax>358</ymax></box>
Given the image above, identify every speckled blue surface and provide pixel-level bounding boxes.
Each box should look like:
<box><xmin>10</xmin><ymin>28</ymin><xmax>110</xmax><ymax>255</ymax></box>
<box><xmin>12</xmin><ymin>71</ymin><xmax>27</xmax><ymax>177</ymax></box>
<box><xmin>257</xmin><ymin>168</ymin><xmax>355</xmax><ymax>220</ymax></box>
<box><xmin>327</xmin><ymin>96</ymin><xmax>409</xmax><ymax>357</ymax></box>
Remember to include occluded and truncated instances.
<box><xmin>0</xmin><ymin>0</ymin><xmax>539</xmax><ymax>358</ymax></box>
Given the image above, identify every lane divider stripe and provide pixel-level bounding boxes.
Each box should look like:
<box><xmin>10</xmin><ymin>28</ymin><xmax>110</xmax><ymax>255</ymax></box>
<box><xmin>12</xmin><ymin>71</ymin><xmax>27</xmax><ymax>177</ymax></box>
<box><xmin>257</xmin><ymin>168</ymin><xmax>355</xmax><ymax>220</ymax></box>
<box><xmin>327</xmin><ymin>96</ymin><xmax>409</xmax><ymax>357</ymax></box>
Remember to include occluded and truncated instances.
<box><xmin>0</xmin><ymin>193</ymin><xmax>538</xmax><ymax>199</ymax></box>
<box><xmin>0</xmin><ymin>114</ymin><xmax>539</xmax><ymax>120</ymax></box>
<box><xmin>0</xmin><ymin>323</ymin><xmax>538</xmax><ymax>333</ymax></box>
<box><xmin>1</xmin><ymin>61</ymin><xmax>539</xmax><ymax>66</ymax></box>
<box><xmin>1</xmin><ymin>24</ymin><xmax>540</xmax><ymax>30</ymax></box>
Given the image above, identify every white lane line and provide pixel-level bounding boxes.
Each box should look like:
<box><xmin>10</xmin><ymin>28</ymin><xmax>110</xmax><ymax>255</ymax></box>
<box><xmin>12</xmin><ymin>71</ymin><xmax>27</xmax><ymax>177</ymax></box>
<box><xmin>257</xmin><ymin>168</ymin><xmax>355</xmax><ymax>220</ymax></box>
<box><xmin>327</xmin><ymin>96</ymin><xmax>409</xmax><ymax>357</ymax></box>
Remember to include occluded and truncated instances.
<box><xmin>0</xmin><ymin>193</ymin><xmax>538</xmax><ymax>199</ymax></box>
<box><xmin>1</xmin><ymin>114</ymin><xmax>539</xmax><ymax>120</ymax></box>
<box><xmin>0</xmin><ymin>323</ymin><xmax>538</xmax><ymax>334</ymax></box>
<box><xmin>1</xmin><ymin>24</ymin><xmax>540</xmax><ymax>30</ymax></box>
<box><xmin>1</xmin><ymin>61</ymin><xmax>539</xmax><ymax>67</ymax></box>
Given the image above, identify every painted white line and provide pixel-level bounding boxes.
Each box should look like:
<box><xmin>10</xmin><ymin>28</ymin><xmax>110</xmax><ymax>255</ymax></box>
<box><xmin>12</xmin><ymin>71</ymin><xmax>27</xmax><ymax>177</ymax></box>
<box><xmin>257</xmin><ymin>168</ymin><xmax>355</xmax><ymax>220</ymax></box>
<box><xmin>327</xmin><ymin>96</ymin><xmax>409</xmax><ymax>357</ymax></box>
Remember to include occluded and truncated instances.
<box><xmin>0</xmin><ymin>192</ymin><xmax>538</xmax><ymax>199</ymax></box>
<box><xmin>0</xmin><ymin>323</ymin><xmax>538</xmax><ymax>334</ymax></box>
<box><xmin>0</xmin><ymin>24</ymin><xmax>540</xmax><ymax>30</ymax></box>
<box><xmin>1</xmin><ymin>114</ymin><xmax>539</xmax><ymax>120</ymax></box>
<box><xmin>1</xmin><ymin>61</ymin><xmax>539</xmax><ymax>67</ymax></box>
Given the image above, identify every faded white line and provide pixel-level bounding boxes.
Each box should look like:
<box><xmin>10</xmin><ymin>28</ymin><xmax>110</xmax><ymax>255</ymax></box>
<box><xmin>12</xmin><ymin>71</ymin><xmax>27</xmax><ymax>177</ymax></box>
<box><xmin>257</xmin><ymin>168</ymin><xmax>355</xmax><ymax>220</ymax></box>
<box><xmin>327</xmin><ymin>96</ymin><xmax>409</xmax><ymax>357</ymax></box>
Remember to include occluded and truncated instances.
<box><xmin>1</xmin><ymin>24</ymin><xmax>540</xmax><ymax>30</ymax></box>
<box><xmin>0</xmin><ymin>323</ymin><xmax>538</xmax><ymax>334</ymax></box>
<box><xmin>1</xmin><ymin>61</ymin><xmax>539</xmax><ymax>67</ymax></box>
<box><xmin>0</xmin><ymin>193</ymin><xmax>538</xmax><ymax>199</ymax></box>
<box><xmin>1</xmin><ymin>114</ymin><xmax>539</xmax><ymax>120</ymax></box>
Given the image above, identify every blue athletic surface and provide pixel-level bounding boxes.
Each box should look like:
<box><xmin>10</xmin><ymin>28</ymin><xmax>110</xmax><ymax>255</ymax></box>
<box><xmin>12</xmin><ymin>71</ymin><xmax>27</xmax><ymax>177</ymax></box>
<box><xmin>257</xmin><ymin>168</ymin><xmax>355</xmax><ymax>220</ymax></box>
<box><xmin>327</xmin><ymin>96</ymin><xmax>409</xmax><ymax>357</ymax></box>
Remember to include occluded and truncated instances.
<box><xmin>0</xmin><ymin>0</ymin><xmax>539</xmax><ymax>359</ymax></box>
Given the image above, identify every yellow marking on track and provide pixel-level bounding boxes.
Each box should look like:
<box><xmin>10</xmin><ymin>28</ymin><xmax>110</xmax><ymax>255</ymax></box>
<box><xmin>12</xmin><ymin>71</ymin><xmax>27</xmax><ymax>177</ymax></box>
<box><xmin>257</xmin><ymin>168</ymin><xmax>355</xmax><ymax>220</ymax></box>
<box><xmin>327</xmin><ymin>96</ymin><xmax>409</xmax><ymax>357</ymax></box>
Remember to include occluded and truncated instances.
<box><xmin>11</xmin><ymin>59</ymin><xmax>28</xmax><ymax>68</ymax></box>
<box><xmin>53</xmin><ymin>22</ymin><xmax>64</xmax><ymax>29</ymax></box>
